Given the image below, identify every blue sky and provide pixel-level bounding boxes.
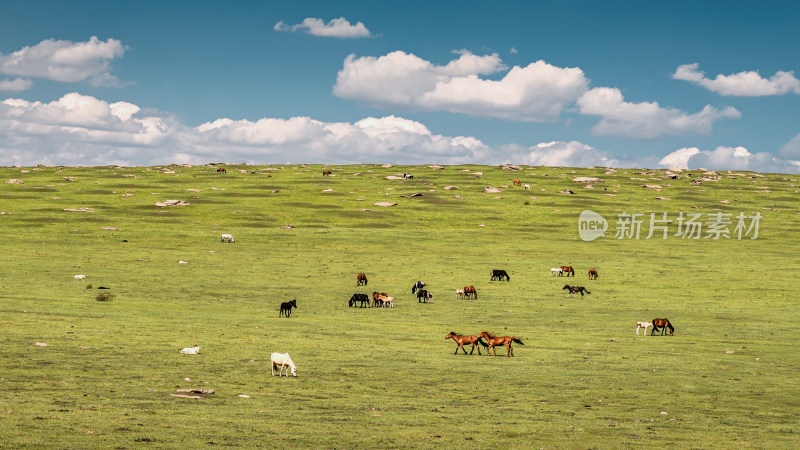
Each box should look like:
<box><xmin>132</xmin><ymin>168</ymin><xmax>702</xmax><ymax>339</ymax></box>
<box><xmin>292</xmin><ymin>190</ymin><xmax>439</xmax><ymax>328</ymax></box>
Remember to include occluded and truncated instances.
<box><xmin>1</xmin><ymin>0</ymin><xmax>799</xmax><ymax>172</ymax></box>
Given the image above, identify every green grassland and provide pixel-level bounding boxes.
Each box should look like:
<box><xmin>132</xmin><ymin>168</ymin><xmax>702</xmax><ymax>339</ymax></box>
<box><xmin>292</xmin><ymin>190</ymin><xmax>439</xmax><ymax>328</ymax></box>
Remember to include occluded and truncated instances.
<box><xmin>1</xmin><ymin>163</ymin><xmax>798</xmax><ymax>448</ymax></box>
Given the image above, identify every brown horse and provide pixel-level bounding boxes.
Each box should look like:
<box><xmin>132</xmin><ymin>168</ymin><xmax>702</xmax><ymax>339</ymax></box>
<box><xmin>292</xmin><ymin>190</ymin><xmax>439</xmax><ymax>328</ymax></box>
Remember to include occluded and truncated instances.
<box><xmin>216</xmin><ymin>167</ymin><xmax>226</xmax><ymax>173</ymax></box>
<box><xmin>372</xmin><ymin>291</ymin><xmax>388</xmax><ymax>307</ymax></box>
<box><xmin>560</xmin><ymin>266</ymin><xmax>575</xmax><ymax>277</ymax></box>
<box><xmin>445</xmin><ymin>332</ymin><xmax>488</xmax><ymax>355</ymax></box>
<box><xmin>463</xmin><ymin>285</ymin><xmax>477</xmax><ymax>299</ymax></box>
<box><xmin>512</xmin><ymin>179</ymin><xmax>521</xmax><ymax>186</ymax></box>
<box><xmin>588</xmin><ymin>269</ymin><xmax>598</xmax><ymax>280</ymax></box>
<box><xmin>356</xmin><ymin>273</ymin><xmax>368</xmax><ymax>286</ymax></box>
<box><xmin>479</xmin><ymin>331</ymin><xmax>524</xmax><ymax>357</ymax></box>
<box><xmin>322</xmin><ymin>170</ymin><xmax>332</xmax><ymax>176</ymax></box>
<box><xmin>563</xmin><ymin>285</ymin><xmax>590</xmax><ymax>298</ymax></box>
<box><xmin>651</xmin><ymin>318</ymin><xmax>674</xmax><ymax>336</ymax></box>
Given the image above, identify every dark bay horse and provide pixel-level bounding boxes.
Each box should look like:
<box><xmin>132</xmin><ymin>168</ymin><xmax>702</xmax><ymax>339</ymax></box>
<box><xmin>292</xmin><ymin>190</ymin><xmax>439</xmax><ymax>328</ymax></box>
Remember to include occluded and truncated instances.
<box><xmin>445</xmin><ymin>332</ymin><xmax>488</xmax><ymax>355</ymax></box>
<box><xmin>651</xmin><ymin>318</ymin><xmax>675</xmax><ymax>336</ymax></box>
<box><xmin>349</xmin><ymin>293</ymin><xmax>370</xmax><ymax>308</ymax></box>
<box><xmin>490</xmin><ymin>269</ymin><xmax>510</xmax><ymax>281</ymax></box>
<box><xmin>563</xmin><ymin>285</ymin><xmax>590</xmax><ymax>298</ymax></box>
<box><xmin>279</xmin><ymin>299</ymin><xmax>297</xmax><ymax>317</ymax></box>
<box><xmin>479</xmin><ymin>331</ymin><xmax>524</xmax><ymax>357</ymax></box>
<box><xmin>588</xmin><ymin>269</ymin><xmax>598</xmax><ymax>280</ymax></box>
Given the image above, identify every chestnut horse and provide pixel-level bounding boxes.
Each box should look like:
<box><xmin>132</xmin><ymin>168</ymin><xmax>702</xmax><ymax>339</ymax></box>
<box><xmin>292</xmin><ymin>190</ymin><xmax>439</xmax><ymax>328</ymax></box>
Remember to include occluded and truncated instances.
<box><xmin>463</xmin><ymin>285</ymin><xmax>477</xmax><ymax>299</ymax></box>
<box><xmin>356</xmin><ymin>273</ymin><xmax>368</xmax><ymax>286</ymax></box>
<box><xmin>445</xmin><ymin>332</ymin><xmax>488</xmax><ymax>355</ymax></box>
<box><xmin>651</xmin><ymin>318</ymin><xmax>674</xmax><ymax>336</ymax></box>
<box><xmin>479</xmin><ymin>331</ymin><xmax>524</xmax><ymax>357</ymax></box>
<box><xmin>560</xmin><ymin>266</ymin><xmax>575</xmax><ymax>277</ymax></box>
<box><xmin>588</xmin><ymin>269</ymin><xmax>598</xmax><ymax>280</ymax></box>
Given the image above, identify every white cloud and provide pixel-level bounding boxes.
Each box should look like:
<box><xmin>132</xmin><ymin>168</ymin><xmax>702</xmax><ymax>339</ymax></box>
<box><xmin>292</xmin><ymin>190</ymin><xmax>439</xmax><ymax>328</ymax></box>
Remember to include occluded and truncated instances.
<box><xmin>0</xmin><ymin>77</ymin><xmax>32</xmax><ymax>91</ymax></box>
<box><xmin>778</xmin><ymin>132</ymin><xmax>800</xmax><ymax>159</ymax></box>
<box><xmin>334</xmin><ymin>51</ymin><xmax>588</xmax><ymax>121</ymax></box>
<box><xmin>0</xmin><ymin>36</ymin><xmax>124</xmax><ymax>86</ymax></box>
<box><xmin>0</xmin><ymin>92</ymin><xmax>495</xmax><ymax>166</ymax></box>
<box><xmin>673</xmin><ymin>63</ymin><xmax>800</xmax><ymax>96</ymax></box>
<box><xmin>274</xmin><ymin>17</ymin><xmax>371</xmax><ymax>38</ymax></box>
<box><xmin>659</xmin><ymin>145</ymin><xmax>800</xmax><ymax>173</ymax></box>
<box><xmin>577</xmin><ymin>87</ymin><xmax>741</xmax><ymax>139</ymax></box>
<box><xmin>503</xmin><ymin>140</ymin><xmax>659</xmax><ymax>169</ymax></box>
<box><xmin>658</xmin><ymin>147</ymin><xmax>700</xmax><ymax>169</ymax></box>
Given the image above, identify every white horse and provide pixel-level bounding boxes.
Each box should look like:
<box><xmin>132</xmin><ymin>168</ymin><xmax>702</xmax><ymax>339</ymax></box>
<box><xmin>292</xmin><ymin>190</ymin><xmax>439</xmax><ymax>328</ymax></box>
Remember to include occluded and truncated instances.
<box><xmin>271</xmin><ymin>352</ymin><xmax>297</xmax><ymax>377</ymax></box>
<box><xmin>524</xmin><ymin>184</ymin><xmax>530</xmax><ymax>190</ymax></box>
<box><xmin>456</xmin><ymin>289</ymin><xmax>465</xmax><ymax>299</ymax></box>
<box><xmin>636</xmin><ymin>321</ymin><xmax>652</xmax><ymax>336</ymax></box>
<box><xmin>382</xmin><ymin>296</ymin><xmax>394</xmax><ymax>308</ymax></box>
<box><xmin>220</xmin><ymin>233</ymin><xmax>235</xmax><ymax>243</ymax></box>
<box><xmin>181</xmin><ymin>346</ymin><xmax>200</xmax><ymax>354</ymax></box>
<box><xmin>549</xmin><ymin>268</ymin><xmax>562</xmax><ymax>276</ymax></box>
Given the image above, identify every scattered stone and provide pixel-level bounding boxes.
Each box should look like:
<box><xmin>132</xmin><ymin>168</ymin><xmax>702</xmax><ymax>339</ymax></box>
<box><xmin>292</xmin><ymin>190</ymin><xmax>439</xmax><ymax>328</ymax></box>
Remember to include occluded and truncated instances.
<box><xmin>35</xmin><ymin>342</ymin><xmax>48</xmax><ymax>347</ymax></box>
<box><xmin>373</xmin><ymin>202</ymin><xmax>397</xmax><ymax>207</ymax></box>
<box><xmin>500</xmin><ymin>164</ymin><xmax>522</xmax><ymax>171</ymax></box>
<box><xmin>171</xmin><ymin>394</ymin><xmax>202</xmax><ymax>399</ymax></box>
<box><xmin>63</xmin><ymin>208</ymin><xmax>95</xmax><ymax>213</ymax></box>
<box><xmin>443</xmin><ymin>186</ymin><xmax>459</xmax><ymax>190</ymax></box>
<box><xmin>155</xmin><ymin>200</ymin><xmax>190</xmax><ymax>207</ymax></box>
<box><xmin>321</xmin><ymin>188</ymin><xmax>334</xmax><ymax>192</ymax></box>
<box><xmin>99</xmin><ymin>227</ymin><xmax>119</xmax><ymax>230</ymax></box>
<box><xmin>473</xmin><ymin>172</ymin><xmax>484</xmax><ymax>177</ymax></box>
<box><xmin>385</xmin><ymin>176</ymin><xmax>405</xmax><ymax>180</ymax></box>
<box><xmin>573</xmin><ymin>177</ymin><xmax>603</xmax><ymax>183</ymax></box>
<box><xmin>73</xmin><ymin>274</ymin><xmax>87</xmax><ymax>280</ymax></box>
<box><xmin>642</xmin><ymin>184</ymin><xmax>662</xmax><ymax>190</ymax></box>
<box><xmin>428</xmin><ymin>165</ymin><xmax>445</xmax><ymax>170</ymax></box>
<box><xmin>483</xmin><ymin>187</ymin><xmax>502</xmax><ymax>193</ymax></box>
<box><xmin>281</xmin><ymin>224</ymin><xmax>294</xmax><ymax>229</ymax></box>
<box><xmin>560</xmin><ymin>189</ymin><xmax>574</xmax><ymax>195</ymax></box>
<box><xmin>238</xmin><ymin>394</ymin><xmax>250</xmax><ymax>398</ymax></box>
<box><xmin>177</xmin><ymin>389</ymin><xmax>215</xmax><ymax>394</ymax></box>
<box><xmin>5</xmin><ymin>179</ymin><xmax>24</xmax><ymax>184</ymax></box>
<box><xmin>178</xmin><ymin>260</ymin><xmax>189</xmax><ymax>264</ymax></box>
<box><xmin>654</xmin><ymin>197</ymin><xmax>670</xmax><ymax>200</ymax></box>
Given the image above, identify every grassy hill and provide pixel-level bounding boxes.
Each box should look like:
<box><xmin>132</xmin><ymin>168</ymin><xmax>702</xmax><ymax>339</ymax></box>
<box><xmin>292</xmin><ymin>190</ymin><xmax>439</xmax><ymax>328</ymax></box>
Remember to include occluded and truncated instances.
<box><xmin>1</xmin><ymin>163</ymin><xmax>798</xmax><ymax>447</ymax></box>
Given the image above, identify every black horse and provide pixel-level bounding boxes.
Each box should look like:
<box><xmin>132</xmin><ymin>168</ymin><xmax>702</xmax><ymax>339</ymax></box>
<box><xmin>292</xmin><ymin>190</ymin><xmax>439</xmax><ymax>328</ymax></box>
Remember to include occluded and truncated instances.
<box><xmin>562</xmin><ymin>285</ymin><xmax>590</xmax><ymax>298</ymax></box>
<box><xmin>417</xmin><ymin>289</ymin><xmax>432</xmax><ymax>303</ymax></box>
<box><xmin>279</xmin><ymin>299</ymin><xmax>297</xmax><ymax>317</ymax></box>
<box><xmin>491</xmin><ymin>269</ymin><xmax>510</xmax><ymax>281</ymax></box>
<box><xmin>411</xmin><ymin>281</ymin><xmax>426</xmax><ymax>294</ymax></box>
<box><xmin>349</xmin><ymin>293</ymin><xmax>370</xmax><ymax>308</ymax></box>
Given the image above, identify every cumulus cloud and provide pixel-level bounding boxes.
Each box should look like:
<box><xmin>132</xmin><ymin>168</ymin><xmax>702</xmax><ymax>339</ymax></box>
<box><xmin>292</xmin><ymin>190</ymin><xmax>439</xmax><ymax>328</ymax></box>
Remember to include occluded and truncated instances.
<box><xmin>0</xmin><ymin>36</ymin><xmax>125</xmax><ymax>86</ymax></box>
<box><xmin>673</xmin><ymin>63</ymin><xmax>800</xmax><ymax>96</ymax></box>
<box><xmin>659</xmin><ymin>146</ymin><xmax>800</xmax><ymax>173</ymax></box>
<box><xmin>333</xmin><ymin>51</ymin><xmax>589</xmax><ymax>121</ymax></box>
<box><xmin>778</xmin><ymin>132</ymin><xmax>800</xmax><ymax>159</ymax></box>
<box><xmin>0</xmin><ymin>92</ymin><xmax>497</xmax><ymax>166</ymax></box>
<box><xmin>500</xmin><ymin>140</ymin><xmax>659</xmax><ymax>169</ymax></box>
<box><xmin>577</xmin><ymin>87</ymin><xmax>741</xmax><ymax>139</ymax></box>
<box><xmin>274</xmin><ymin>17</ymin><xmax>372</xmax><ymax>38</ymax></box>
<box><xmin>0</xmin><ymin>78</ymin><xmax>32</xmax><ymax>91</ymax></box>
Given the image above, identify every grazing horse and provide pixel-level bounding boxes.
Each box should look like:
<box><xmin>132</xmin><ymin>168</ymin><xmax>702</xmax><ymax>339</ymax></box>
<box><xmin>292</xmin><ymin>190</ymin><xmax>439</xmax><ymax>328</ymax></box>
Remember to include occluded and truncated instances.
<box><xmin>445</xmin><ymin>332</ymin><xmax>488</xmax><ymax>355</ymax></box>
<box><xmin>411</xmin><ymin>281</ymin><xmax>426</xmax><ymax>294</ymax></box>
<box><xmin>372</xmin><ymin>292</ymin><xmax>388</xmax><ymax>307</ymax></box>
<box><xmin>377</xmin><ymin>295</ymin><xmax>394</xmax><ymax>308</ymax></box>
<box><xmin>416</xmin><ymin>289</ymin><xmax>432</xmax><ymax>303</ymax></box>
<box><xmin>356</xmin><ymin>273</ymin><xmax>368</xmax><ymax>286</ymax></box>
<box><xmin>279</xmin><ymin>299</ymin><xmax>297</xmax><ymax>317</ymax></box>
<box><xmin>349</xmin><ymin>293</ymin><xmax>370</xmax><ymax>308</ymax></box>
<box><xmin>479</xmin><ymin>331</ymin><xmax>524</xmax><ymax>357</ymax></box>
<box><xmin>220</xmin><ymin>233</ymin><xmax>235</xmax><ymax>243</ymax></box>
<box><xmin>403</xmin><ymin>173</ymin><xmax>414</xmax><ymax>179</ymax></box>
<box><xmin>524</xmin><ymin>184</ymin><xmax>530</xmax><ymax>190</ymax></box>
<box><xmin>550</xmin><ymin>267</ymin><xmax>563</xmax><ymax>276</ymax></box>
<box><xmin>490</xmin><ymin>269</ymin><xmax>510</xmax><ymax>281</ymax></box>
<box><xmin>588</xmin><ymin>269</ymin><xmax>598</xmax><ymax>280</ymax></box>
<box><xmin>463</xmin><ymin>285</ymin><xmax>477</xmax><ymax>299</ymax></box>
<box><xmin>560</xmin><ymin>266</ymin><xmax>575</xmax><ymax>277</ymax></box>
<box><xmin>322</xmin><ymin>170</ymin><xmax>332</xmax><ymax>176</ymax></box>
<box><xmin>455</xmin><ymin>289</ymin><xmax>465</xmax><ymax>299</ymax></box>
<box><xmin>512</xmin><ymin>179</ymin><xmax>521</xmax><ymax>186</ymax></box>
<box><xmin>651</xmin><ymin>318</ymin><xmax>674</xmax><ymax>336</ymax></box>
<box><xmin>271</xmin><ymin>352</ymin><xmax>297</xmax><ymax>377</ymax></box>
<box><xmin>216</xmin><ymin>167</ymin><xmax>226</xmax><ymax>173</ymax></box>
<box><xmin>635</xmin><ymin>321</ymin><xmax>652</xmax><ymax>336</ymax></box>
<box><xmin>563</xmin><ymin>285</ymin><xmax>590</xmax><ymax>298</ymax></box>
